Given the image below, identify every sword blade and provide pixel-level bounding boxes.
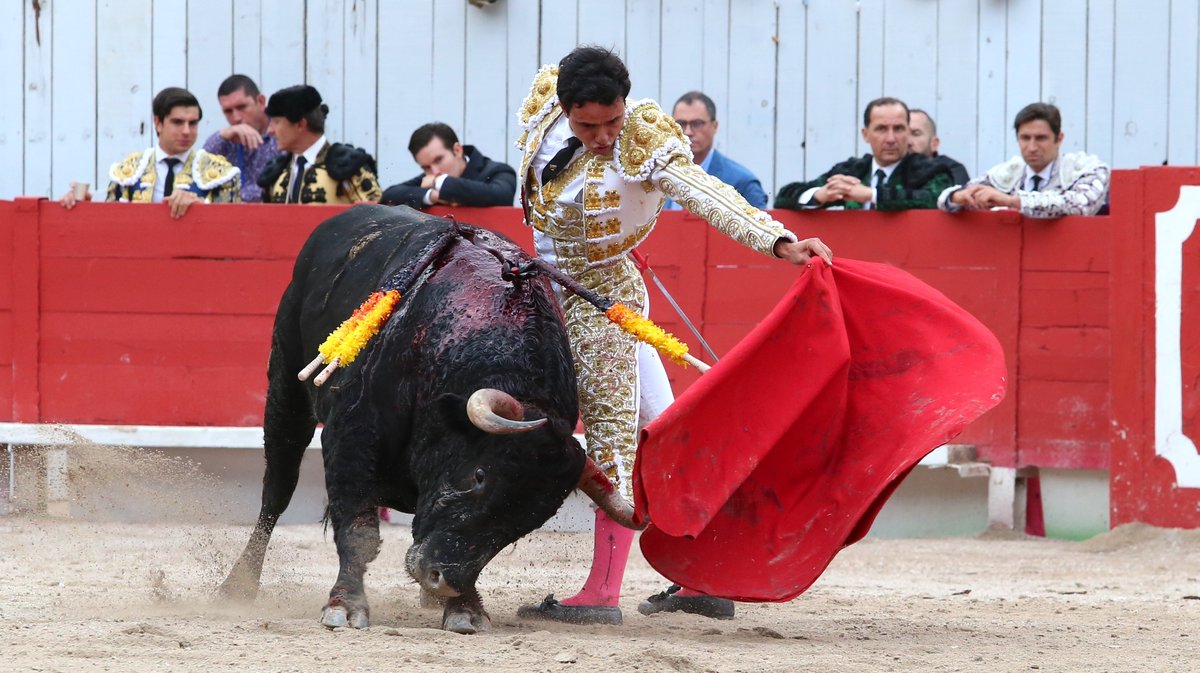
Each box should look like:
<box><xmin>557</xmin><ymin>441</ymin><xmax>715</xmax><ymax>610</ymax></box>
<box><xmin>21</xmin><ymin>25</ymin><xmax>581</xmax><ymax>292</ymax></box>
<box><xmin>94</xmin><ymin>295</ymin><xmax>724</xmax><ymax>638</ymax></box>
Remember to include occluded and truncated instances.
<box><xmin>641</xmin><ymin>264</ymin><xmax>721</xmax><ymax>364</ymax></box>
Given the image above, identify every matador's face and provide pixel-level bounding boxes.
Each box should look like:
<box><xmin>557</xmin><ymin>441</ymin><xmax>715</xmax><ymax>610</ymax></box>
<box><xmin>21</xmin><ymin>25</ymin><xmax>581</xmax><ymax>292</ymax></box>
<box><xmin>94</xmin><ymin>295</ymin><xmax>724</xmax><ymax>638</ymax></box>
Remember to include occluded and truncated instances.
<box><xmin>563</xmin><ymin>99</ymin><xmax>626</xmax><ymax>156</ymax></box>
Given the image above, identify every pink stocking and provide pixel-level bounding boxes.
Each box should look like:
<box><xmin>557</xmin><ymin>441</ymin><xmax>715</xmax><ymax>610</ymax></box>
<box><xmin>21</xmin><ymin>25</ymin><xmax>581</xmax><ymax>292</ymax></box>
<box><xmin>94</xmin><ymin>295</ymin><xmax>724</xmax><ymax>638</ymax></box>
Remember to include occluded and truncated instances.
<box><xmin>560</xmin><ymin>508</ymin><xmax>635</xmax><ymax>607</ymax></box>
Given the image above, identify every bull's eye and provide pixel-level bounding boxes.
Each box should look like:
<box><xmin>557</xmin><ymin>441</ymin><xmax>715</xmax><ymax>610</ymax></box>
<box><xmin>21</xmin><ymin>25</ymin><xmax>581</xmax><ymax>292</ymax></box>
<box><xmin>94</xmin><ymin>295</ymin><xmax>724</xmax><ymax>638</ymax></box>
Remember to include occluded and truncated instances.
<box><xmin>473</xmin><ymin>468</ymin><xmax>487</xmax><ymax>488</ymax></box>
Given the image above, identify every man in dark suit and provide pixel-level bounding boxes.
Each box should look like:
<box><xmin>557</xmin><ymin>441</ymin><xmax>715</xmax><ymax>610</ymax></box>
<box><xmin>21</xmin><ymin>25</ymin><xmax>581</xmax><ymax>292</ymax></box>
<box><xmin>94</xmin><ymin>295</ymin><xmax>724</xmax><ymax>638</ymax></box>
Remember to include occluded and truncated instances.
<box><xmin>380</xmin><ymin>123</ymin><xmax>517</xmax><ymax>208</ymax></box>
<box><xmin>908</xmin><ymin>108</ymin><xmax>970</xmax><ymax>185</ymax></box>
<box><xmin>775</xmin><ymin>97</ymin><xmax>953</xmax><ymax>211</ymax></box>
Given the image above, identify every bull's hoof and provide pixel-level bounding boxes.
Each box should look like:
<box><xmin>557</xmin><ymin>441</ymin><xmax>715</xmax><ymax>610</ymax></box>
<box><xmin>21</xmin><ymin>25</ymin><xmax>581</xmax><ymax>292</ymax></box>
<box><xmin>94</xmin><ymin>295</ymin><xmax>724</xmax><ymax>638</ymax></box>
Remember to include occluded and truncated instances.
<box><xmin>321</xmin><ymin>605</ymin><xmax>369</xmax><ymax>629</ymax></box>
<box><xmin>516</xmin><ymin>594</ymin><xmax>622</xmax><ymax>626</ymax></box>
<box><xmin>443</xmin><ymin>608</ymin><xmax>491</xmax><ymax>634</ymax></box>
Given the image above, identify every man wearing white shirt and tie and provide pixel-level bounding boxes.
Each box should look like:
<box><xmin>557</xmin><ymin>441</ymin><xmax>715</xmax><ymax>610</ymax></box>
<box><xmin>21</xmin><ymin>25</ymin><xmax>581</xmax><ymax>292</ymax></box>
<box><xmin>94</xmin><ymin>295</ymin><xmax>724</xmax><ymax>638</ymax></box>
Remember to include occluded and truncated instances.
<box><xmin>938</xmin><ymin>102</ymin><xmax>1109</xmax><ymax>217</ymax></box>
<box><xmin>775</xmin><ymin>97</ymin><xmax>953</xmax><ymax>211</ymax></box>
<box><xmin>58</xmin><ymin>87</ymin><xmax>241</xmax><ymax>219</ymax></box>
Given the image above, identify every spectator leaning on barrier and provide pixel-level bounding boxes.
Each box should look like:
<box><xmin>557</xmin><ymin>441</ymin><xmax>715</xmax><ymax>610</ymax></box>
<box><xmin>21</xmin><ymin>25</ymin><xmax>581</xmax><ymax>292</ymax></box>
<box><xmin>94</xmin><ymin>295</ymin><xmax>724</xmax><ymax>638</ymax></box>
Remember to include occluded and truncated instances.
<box><xmin>58</xmin><ymin>87</ymin><xmax>241</xmax><ymax>220</ymax></box>
<box><xmin>907</xmin><ymin>109</ymin><xmax>970</xmax><ymax>186</ymax></box>
<box><xmin>774</xmin><ymin>97</ymin><xmax>952</xmax><ymax>211</ymax></box>
<box><xmin>380</xmin><ymin>122</ymin><xmax>517</xmax><ymax>208</ymax></box>
<box><xmin>202</xmin><ymin>74</ymin><xmax>281</xmax><ymax>203</ymax></box>
<box><xmin>259</xmin><ymin>84</ymin><xmax>382</xmax><ymax>204</ymax></box>
<box><xmin>939</xmin><ymin>102</ymin><xmax>1110</xmax><ymax>217</ymax></box>
<box><xmin>664</xmin><ymin>91</ymin><xmax>768</xmax><ymax>209</ymax></box>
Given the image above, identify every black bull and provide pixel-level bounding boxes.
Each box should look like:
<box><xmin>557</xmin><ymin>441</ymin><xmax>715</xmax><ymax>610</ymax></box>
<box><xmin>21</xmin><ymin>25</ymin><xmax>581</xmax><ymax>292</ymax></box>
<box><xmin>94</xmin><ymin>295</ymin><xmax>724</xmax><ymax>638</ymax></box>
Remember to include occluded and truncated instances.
<box><xmin>220</xmin><ymin>205</ymin><xmax>630</xmax><ymax>633</ymax></box>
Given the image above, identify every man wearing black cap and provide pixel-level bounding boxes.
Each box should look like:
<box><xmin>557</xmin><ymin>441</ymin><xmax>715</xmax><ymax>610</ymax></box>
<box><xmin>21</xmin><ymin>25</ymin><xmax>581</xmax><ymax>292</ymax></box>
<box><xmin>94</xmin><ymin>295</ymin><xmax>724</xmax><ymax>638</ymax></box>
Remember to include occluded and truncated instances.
<box><xmin>258</xmin><ymin>84</ymin><xmax>382</xmax><ymax>204</ymax></box>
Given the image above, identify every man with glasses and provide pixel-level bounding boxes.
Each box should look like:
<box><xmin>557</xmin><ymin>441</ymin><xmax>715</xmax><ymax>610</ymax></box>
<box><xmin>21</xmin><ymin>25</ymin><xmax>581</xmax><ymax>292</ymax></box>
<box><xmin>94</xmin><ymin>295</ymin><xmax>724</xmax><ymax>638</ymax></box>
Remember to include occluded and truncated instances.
<box><xmin>665</xmin><ymin>91</ymin><xmax>768</xmax><ymax>209</ymax></box>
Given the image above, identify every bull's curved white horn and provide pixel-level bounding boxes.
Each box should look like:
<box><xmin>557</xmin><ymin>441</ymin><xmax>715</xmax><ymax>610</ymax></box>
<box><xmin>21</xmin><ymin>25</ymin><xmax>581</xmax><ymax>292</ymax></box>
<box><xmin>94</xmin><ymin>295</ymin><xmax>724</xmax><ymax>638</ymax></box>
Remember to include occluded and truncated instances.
<box><xmin>465</xmin><ymin>388</ymin><xmax>547</xmax><ymax>434</ymax></box>
<box><xmin>577</xmin><ymin>457</ymin><xmax>646</xmax><ymax>531</ymax></box>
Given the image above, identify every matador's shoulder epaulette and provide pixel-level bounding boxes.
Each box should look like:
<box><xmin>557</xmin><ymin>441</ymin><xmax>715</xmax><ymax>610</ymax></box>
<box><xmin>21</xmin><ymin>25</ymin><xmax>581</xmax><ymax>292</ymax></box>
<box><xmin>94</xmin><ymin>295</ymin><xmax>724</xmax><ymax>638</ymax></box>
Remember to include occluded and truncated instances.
<box><xmin>615</xmin><ymin>99</ymin><xmax>690</xmax><ymax>182</ymax></box>
<box><xmin>109</xmin><ymin>148</ymin><xmax>155</xmax><ymax>186</ymax></box>
<box><xmin>325</xmin><ymin>143</ymin><xmax>378</xmax><ymax>181</ymax></box>
<box><xmin>518</xmin><ymin>64</ymin><xmax>560</xmax><ymax>130</ymax></box>
<box><xmin>191</xmin><ymin>151</ymin><xmax>240</xmax><ymax>190</ymax></box>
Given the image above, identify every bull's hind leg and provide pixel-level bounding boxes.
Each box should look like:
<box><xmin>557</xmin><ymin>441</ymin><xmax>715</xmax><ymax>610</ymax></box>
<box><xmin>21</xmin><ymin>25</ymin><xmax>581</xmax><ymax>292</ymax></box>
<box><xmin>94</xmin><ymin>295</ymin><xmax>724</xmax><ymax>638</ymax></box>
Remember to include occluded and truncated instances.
<box><xmin>320</xmin><ymin>499</ymin><xmax>381</xmax><ymax>629</ymax></box>
<box><xmin>220</xmin><ymin>338</ymin><xmax>317</xmax><ymax>599</ymax></box>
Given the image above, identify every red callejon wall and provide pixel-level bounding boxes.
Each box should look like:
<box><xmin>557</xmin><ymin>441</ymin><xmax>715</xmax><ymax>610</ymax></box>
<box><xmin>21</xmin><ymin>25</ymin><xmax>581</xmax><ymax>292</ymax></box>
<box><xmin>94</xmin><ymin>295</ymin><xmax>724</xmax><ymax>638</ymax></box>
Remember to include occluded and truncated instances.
<box><xmin>4</xmin><ymin>172</ymin><xmax>1195</xmax><ymax>528</ymax></box>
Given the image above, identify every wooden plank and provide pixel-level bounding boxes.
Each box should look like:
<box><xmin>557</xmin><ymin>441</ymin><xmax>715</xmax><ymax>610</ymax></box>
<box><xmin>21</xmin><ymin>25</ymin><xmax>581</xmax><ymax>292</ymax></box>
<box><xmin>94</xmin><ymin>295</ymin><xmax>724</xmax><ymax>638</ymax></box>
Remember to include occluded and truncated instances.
<box><xmin>464</xmin><ymin>0</ymin><xmax>508</xmax><ymax>173</ymax></box>
<box><xmin>11</xmin><ymin>198</ymin><xmax>40</xmax><ymax>421</ymax></box>
<box><xmin>934</xmin><ymin>0</ymin><xmax>979</xmax><ymax>175</ymax></box>
<box><xmin>0</xmin><ymin>314</ymin><xmax>11</xmax><ymax>365</ymax></box>
<box><xmin>187</xmin><ymin>0</ymin><xmax>235</xmax><ymax>153</ymax></box>
<box><xmin>1022</xmin><ymin>216</ymin><xmax>1112</xmax><ymax>272</ymax></box>
<box><xmin>377</xmin><ymin>0</ymin><xmax>434</xmax><ymax>189</ymax></box>
<box><xmin>505</xmin><ymin>0</ymin><xmax>541</xmax><ymax>170</ymax></box>
<box><xmin>1019</xmin><ymin>326</ymin><xmax>1110</xmax><ymax>382</ymax></box>
<box><xmin>50</xmin><ymin>0</ymin><xmax>96</xmax><ymax>198</ymax></box>
<box><xmin>431</xmin><ymin>0</ymin><xmax>467</xmax><ymax>134</ymax></box>
<box><xmin>976</xmin><ymin>0</ymin><xmax>1009</xmax><ymax>170</ymax></box>
<box><xmin>624</xmin><ymin>0</ymin><xmax>662</xmax><ymax>103</ymax></box>
<box><xmin>1017</xmin><ymin>380</ymin><xmax>1110</xmax><ymax>467</ymax></box>
<box><xmin>306</xmin><ymin>0</ymin><xmax>346</xmax><ymax>142</ymax></box>
<box><xmin>660</xmin><ymin>0</ymin><xmax>705</xmax><ymax>106</ymax></box>
<box><xmin>37</xmin><ymin>202</ymin><xmax>329</xmax><ymax>259</ymax></box>
<box><xmin>151</xmin><ymin>0</ymin><xmax>187</xmax><ymax>94</ymax></box>
<box><xmin>22</xmin><ymin>0</ymin><xmax>51</xmax><ymax>197</ymax></box>
<box><xmin>1021</xmin><ymin>271</ymin><xmax>1109</xmax><ymax>328</ymax></box>
<box><xmin>700</xmin><ymin>0</ymin><xmax>730</xmax><ymax>113</ymax></box>
<box><xmin>40</xmin><ymin>313</ymin><xmax>274</xmax><ymax>367</ymax></box>
<box><xmin>725</xmin><ymin>0</ymin><xmax>778</xmax><ymax>194</ymax></box>
<box><xmin>96</xmin><ymin>0</ymin><xmax>152</xmax><ymax>186</ymax></box>
<box><xmin>232</xmin><ymin>0</ymin><xmax>263</xmax><ymax>82</ymax></box>
<box><xmin>1113</xmin><ymin>0</ymin><xmax>1170</xmax><ymax>167</ymax></box>
<box><xmin>342</xmin><ymin>0</ymin><xmax>378</xmax><ymax>155</ymax></box>
<box><xmin>1167</xmin><ymin>0</ymin><xmax>1199</xmax><ymax>165</ymax></box>
<box><xmin>881</xmin><ymin>0</ymin><xmax>937</xmax><ymax>119</ymax></box>
<box><xmin>1086</xmin><ymin>0</ymin><xmax>1116</xmax><ymax>163</ymax></box>
<box><xmin>578</xmin><ymin>0</ymin><xmax>623</xmax><ymax>57</ymax></box>
<box><xmin>856</xmin><ymin>0</ymin><xmax>884</xmax><ymax>150</ymax></box>
<box><xmin>539</xmin><ymin>0</ymin><xmax>577</xmax><ymax>65</ymax></box>
<box><xmin>804</xmin><ymin>1</ymin><xmax>859</xmax><ymax>179</ymax></box>
<box><xmin>1040</xmin><ymin>0</ymin><xmax>1088</xmax><ymax>155</ymax></box>
<box><xmin>40</xmin><ymin>258</ymin><xmax>296</xmax><ymax>315</ymax></box>
<box><xmin>0</xmin><ymin>0</ymin><xmax>22</xmax><ymax>198</ymax></box>
<box><xmin>259</xmin><ymin>0</ymin><xmax>305</xmax><ymax>91</ymax></box>
<box><xmin>38</xmin><ymin>365</ymin><xmax>270</xmax><ymax>426</ymax></box>
<box><xmin>774</xmin><ymin>0</ymin><xmax>806</xmax><ymax>204</ymax></box>
<box><xmin>1003</xmin><ymin>0</ymin><xmax>1042</xmax><ymax>161</ymax></box>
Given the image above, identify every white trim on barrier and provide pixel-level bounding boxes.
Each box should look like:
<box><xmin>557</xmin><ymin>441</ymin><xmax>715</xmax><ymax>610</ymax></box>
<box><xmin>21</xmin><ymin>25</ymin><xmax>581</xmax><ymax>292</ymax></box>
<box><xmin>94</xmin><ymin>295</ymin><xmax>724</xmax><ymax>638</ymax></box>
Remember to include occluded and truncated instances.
<box><xmin>0</xmin><ymin>423</ymin><xmax>321</xmax><ymax>450</ymax></box>
<box><xmin>1154</xmin><ymin>186</ymin><xmax>1200</xmax><ymax>488</ymax></box>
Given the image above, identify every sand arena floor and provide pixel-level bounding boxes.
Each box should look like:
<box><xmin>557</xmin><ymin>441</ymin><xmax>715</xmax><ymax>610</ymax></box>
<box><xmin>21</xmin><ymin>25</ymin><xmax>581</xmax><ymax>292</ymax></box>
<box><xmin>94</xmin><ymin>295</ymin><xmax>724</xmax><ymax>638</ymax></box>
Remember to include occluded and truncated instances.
<box><xmin>0</xmin><ymin>443</ymin><xmax>1197</xmax><ymax>672</ymax></box>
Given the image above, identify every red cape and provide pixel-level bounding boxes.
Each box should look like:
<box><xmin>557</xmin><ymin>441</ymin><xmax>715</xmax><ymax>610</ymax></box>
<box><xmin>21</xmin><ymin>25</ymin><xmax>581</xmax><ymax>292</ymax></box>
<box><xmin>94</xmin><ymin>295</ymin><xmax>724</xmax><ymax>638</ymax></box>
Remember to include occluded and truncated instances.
<box><xmin>632</xmin><ymin>257</ymin><xmax>1006</xmax><ymax>602</ymax></box>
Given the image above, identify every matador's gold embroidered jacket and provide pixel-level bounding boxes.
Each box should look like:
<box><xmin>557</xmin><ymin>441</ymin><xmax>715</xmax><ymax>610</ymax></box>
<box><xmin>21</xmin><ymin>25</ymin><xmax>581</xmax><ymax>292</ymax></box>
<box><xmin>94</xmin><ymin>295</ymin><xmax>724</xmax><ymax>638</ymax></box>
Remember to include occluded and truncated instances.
<box><xmin>106</xmin><ymin>148</ymin><xmax>241</xmax><ymax>203</ymax></box>
<box><xmin>516</xmin><ymin>65</ymin><xmax>798</xmax><ymax>496</ymax></box>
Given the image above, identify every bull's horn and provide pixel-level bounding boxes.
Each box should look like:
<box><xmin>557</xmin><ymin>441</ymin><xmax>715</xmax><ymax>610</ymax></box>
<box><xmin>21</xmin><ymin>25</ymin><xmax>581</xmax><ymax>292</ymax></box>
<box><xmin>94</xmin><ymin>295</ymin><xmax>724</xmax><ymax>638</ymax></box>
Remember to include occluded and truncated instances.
<box><xmin>578</xmin><ymin>457</ymin><xmax>647</xmax><ymax>530</ymax></box>
<box><xmin>465</xmin><ymin>388</ymin><xmax>547</xmax><ymax>434</ymax></box>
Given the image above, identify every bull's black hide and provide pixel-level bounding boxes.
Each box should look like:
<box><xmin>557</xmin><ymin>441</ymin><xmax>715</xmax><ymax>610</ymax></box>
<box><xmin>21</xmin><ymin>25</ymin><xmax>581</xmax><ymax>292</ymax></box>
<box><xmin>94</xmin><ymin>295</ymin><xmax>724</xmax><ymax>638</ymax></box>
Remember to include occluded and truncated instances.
<box><xmin>221</xmin><ymin>204</ymin><xmax>583</xmax><ymax>633</ymax></box>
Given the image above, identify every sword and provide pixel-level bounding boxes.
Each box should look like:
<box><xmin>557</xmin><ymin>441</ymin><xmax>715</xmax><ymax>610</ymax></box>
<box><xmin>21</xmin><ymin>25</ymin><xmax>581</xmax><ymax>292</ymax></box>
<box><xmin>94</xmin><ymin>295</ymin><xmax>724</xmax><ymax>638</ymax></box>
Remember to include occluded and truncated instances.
<box><xmin>629</xmin><ymin>249</ymin><xmax>720</xmax><ymax>365</ymax></box>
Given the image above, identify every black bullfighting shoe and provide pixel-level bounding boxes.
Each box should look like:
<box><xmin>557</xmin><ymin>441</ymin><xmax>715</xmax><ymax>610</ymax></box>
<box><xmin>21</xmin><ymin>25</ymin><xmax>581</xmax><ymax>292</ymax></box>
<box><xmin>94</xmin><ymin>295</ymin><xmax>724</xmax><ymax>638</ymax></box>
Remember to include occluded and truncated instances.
<box><xmin>516</xmin><ymin>594</ymin><xmax>623</xmax><ymax>626</ymax></box>
<box><xmin>637</xmin><ymin>584</ymin><xmax>736</xmax><ymax>620</ymax></box>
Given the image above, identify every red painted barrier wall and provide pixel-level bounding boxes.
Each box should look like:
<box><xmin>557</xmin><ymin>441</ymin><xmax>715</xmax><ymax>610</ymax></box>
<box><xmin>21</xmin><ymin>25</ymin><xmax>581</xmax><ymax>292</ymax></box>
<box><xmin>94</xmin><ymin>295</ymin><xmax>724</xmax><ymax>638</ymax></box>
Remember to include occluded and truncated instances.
<box><xmin>1</xmin><ymin>192</ymin><xmax>1117</xmax><ymax>477</ymax></box>
<box><xmin>1109</xmin><ymin>167</ymin><xmax>1200</xmax><ymax>528</ymax></box>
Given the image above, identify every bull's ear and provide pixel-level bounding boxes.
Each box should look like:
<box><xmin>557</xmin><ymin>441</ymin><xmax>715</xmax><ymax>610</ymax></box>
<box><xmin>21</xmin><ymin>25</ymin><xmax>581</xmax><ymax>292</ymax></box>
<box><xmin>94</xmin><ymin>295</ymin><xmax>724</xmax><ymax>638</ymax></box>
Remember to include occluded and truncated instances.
<box><xmin>435</xmin><ymin>392</ymin><xmax>473</xmax><ymax>431</ymax></box>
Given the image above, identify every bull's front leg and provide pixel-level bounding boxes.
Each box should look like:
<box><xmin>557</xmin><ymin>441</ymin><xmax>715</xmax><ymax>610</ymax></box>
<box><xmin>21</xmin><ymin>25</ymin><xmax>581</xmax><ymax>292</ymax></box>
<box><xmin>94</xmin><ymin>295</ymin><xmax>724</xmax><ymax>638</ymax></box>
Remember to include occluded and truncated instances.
<box><xmin>441</xmin><ymin>588</ymin><xmax>491</xmax><ymax>634</ymax></box>
<box><xmin>321</xmin><ymin>506</ymin><xmax>381</xmax><ymax>629</ymax></box>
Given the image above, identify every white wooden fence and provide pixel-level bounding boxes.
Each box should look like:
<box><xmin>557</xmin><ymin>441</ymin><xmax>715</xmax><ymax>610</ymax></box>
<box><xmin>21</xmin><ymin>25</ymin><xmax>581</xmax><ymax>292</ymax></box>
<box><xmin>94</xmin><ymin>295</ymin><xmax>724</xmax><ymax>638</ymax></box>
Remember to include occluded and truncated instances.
<box><xmin>1</xmin><ymin>0</ymin><xmax>1195</xmax><ymax>202</ymax></box>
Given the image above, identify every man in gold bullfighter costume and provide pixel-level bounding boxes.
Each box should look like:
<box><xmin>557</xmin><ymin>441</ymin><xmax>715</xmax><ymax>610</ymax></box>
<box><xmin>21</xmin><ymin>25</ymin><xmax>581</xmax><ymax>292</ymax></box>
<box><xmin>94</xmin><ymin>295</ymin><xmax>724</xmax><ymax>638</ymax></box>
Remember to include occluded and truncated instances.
<box><xmin>515</xmin><ymin>47</ymin><xmax>833</xmax><ymax>625</ymax></box>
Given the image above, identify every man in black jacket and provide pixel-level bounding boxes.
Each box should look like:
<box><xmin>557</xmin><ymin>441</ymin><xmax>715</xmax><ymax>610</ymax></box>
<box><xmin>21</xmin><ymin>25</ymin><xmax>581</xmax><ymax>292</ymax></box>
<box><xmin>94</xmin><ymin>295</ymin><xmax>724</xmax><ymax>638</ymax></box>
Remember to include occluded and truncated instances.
<box><xmin>775</xmin><ymin>97</ymin><xmax>952</xmax><ymax>211</ymax></box>
<box><xmin>381</xmin><ymin>123</ymin><xmax>517</xmax><ymax>208</ymax></box>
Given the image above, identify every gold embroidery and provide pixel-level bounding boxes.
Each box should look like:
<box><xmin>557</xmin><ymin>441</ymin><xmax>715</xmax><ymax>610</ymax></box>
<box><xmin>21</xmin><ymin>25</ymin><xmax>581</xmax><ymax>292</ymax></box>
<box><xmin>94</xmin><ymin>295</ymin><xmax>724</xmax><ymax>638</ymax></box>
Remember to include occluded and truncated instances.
<box><xmin>586</xmin><ymin>217</ymin><xmax>622</xmax><ymax>239</ymax></box>
<box><xmin>563</xmin><ymin>257</ymin><xmax>646</xmax><ymax>496</ymax></box>
<box><xmin>601</xmin><ymin>190</ymin><xmax>621</xmax><ymax>209</ymax></box>
<box><xmin>617</xmin><ymin>100</ymin><xmax>688</xmax><ymax>179</ymax></box>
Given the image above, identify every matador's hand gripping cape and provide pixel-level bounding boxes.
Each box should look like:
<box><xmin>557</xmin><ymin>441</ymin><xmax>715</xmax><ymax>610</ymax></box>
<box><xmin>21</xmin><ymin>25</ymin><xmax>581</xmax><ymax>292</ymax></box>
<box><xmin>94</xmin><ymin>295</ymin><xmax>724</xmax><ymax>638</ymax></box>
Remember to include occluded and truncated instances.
<box><xmin>631</xmin><ymin>257</ymin><xmax>1007</xmax><ymax>602</ymax></box>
